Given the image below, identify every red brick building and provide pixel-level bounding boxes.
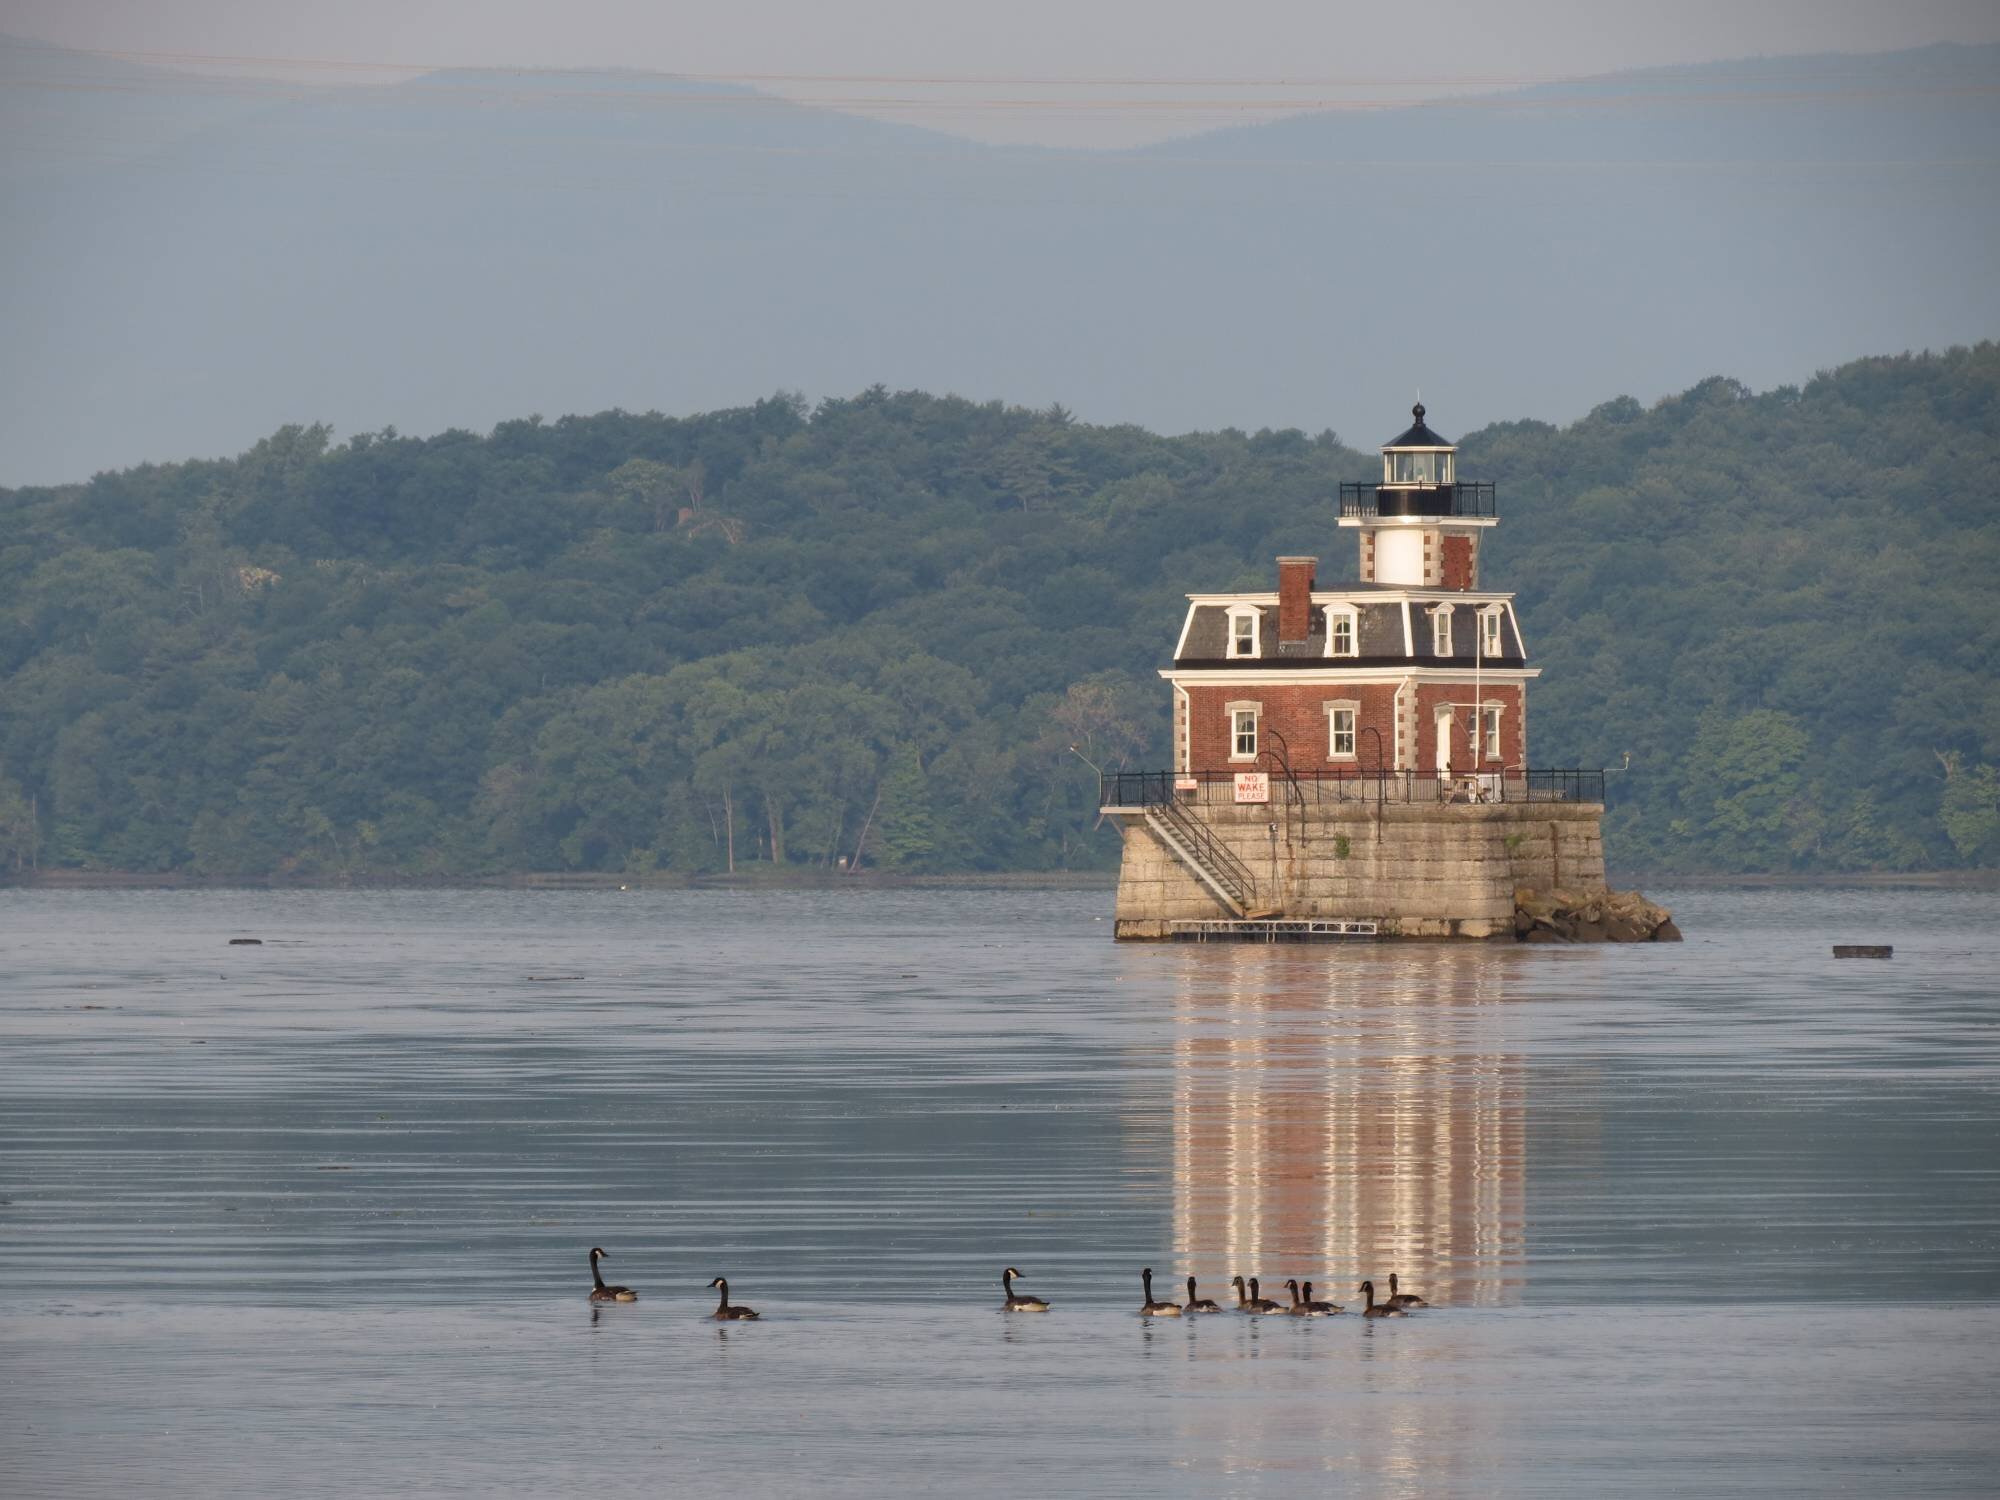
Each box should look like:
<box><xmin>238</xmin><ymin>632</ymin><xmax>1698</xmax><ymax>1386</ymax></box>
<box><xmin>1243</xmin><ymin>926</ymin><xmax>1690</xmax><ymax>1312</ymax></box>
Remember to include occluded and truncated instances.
<box><xmin>1165</xmin><ymin>405</ymin><xmax>1536</xmax><ymax>783</ymax></box>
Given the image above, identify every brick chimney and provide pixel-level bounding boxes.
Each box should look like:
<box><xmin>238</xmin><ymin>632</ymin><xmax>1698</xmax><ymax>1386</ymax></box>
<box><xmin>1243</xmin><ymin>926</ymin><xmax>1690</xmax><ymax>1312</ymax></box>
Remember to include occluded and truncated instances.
<box><xmin>1277</xmin><ymin>556</ymin><xmax>1317</xmax><ymax>643</ymax></box>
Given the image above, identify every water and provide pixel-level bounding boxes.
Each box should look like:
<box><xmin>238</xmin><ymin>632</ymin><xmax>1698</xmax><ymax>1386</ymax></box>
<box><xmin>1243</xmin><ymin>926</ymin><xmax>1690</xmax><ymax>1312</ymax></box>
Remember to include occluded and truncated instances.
<box><xmin>2</xmin><ymin>884</ymin><xmax>1997</xmax><ymax>1496</ymax></box>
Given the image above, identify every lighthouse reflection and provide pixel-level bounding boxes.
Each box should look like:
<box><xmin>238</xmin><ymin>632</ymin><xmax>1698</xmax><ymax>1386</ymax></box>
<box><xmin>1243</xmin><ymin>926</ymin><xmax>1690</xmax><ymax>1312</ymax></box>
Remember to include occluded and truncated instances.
<box><xmin>1166</xmin><ymin>945</ymin><xmax>1527</xmax><ymax>1308</ymax></box>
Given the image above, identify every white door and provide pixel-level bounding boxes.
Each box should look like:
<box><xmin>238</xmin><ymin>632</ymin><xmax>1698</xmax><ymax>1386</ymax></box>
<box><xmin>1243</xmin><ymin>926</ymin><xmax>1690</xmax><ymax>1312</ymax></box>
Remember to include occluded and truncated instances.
<box><xmin>1434</xmin><ymin>706</ymin><xmax>1455</xmax><ymax>775</ymax></box>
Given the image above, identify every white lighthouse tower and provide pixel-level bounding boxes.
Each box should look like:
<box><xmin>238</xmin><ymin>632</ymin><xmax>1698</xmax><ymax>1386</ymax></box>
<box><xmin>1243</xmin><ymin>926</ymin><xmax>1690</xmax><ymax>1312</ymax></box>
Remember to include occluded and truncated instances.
<box><xmin>1339</xmin><ymin>402</ymin><xmax>1497</xmax><ymax>591</ymax></box>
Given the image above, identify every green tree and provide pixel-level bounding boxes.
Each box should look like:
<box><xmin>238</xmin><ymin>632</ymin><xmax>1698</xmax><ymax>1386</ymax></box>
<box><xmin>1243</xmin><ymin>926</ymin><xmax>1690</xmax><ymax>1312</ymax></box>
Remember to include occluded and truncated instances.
<box><xmin>1938</xmin><ymin>753</ymin><xmax>2000</xmax><ymax>866</ymax></box>
<box><xmin>872</xmin><ymin>745</ymin><xmax>935</xmax><ymax>868</ymax></box>
<box><xmin>0</xmin><ymin>770</ymin><xmax>36</xmax><ymax>871</ymax></box>
<box><xmin>1671</xmin><ymin>710</ymin><xmax>1812</xmax><ymax>870</ymax></box>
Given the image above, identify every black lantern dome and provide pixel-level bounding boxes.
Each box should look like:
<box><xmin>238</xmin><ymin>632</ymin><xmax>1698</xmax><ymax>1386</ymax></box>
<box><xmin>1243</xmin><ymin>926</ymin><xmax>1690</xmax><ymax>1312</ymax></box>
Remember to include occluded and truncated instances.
<box><xmin>1386</xmin><ymin>402</ymin><xmax>1451</xmax><ymax>450</ymax></box>
<box><xmin>1378</xmin><ymin>402</ymin><xmax>1457</xmax><ymax>506</ymax></box>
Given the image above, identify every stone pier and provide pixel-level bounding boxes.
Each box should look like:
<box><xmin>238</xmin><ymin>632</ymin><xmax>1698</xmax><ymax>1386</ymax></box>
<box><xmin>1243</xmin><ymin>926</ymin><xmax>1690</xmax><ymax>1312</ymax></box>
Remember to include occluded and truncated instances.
<box><xmin>1110</xmin><ymin>798</ymin><xmax>1607</xmax><ymax>940</ymax></box>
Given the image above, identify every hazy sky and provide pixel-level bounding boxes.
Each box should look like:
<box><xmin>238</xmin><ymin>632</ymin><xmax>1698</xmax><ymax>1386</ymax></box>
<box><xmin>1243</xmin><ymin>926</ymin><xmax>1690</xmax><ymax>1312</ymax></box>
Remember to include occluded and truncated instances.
<box><xmin>6</xmin><ymin>0</ymin><xmax>1996</xmax><ymax>145</ymax></box>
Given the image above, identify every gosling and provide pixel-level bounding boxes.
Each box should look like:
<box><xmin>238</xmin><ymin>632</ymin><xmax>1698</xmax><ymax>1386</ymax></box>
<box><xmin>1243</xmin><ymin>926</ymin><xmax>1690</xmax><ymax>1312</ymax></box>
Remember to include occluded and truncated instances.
<box><xmin>1387</xmin><ymin>1273</ymin><xmax>1430</xmax><ymax>1309</ymax></box>
<box><xmin>1301</xmin><ymin>1281</ymin><xmax>1342</xmax><ymax>1315</ymax></box>
<box><xmin>1184</xmin><ymin>1276</ymin><xmax>1222</xmax><ymax>1313</ymax></box>
<box><xmin>1233</xmin><ymin>1275</ymin><xmax>1284</xmax><ymax>1315</ymax></box>
<box><xmin>1284</xmin><ymin>1278</ymin><xmax>1337</xmax><ymax>1317</ymax></box>
<box><xmin>1358</xmin><ymin>1280</ymin><xmax>1407</xmax><ymax>1318</ymax></box>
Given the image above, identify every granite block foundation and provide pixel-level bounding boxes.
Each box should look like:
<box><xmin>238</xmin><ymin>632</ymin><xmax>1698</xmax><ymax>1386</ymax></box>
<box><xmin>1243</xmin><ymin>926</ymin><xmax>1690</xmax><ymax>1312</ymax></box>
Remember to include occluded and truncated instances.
<box><xmin>1110</xmin><ymin>800</ymin><xmax>1607</xmax><ymax>940</ymax></box>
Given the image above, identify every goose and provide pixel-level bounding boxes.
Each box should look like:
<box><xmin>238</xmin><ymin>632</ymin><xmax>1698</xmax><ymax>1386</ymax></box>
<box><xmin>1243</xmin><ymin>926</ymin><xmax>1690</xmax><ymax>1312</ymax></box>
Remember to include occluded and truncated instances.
<box><xmin>1001</xmin><ymin>1266</ymin><xmax>1050</xmax><ymax>1312</ymax></box>
<box><xmin>1358</xmin><ymin>1280</ymin><xmax>1407</xmax><ymax>1318</ymax></box>
<box><xmin>1386</xmin><ymin>1273</ymin><xmax>1430</xmax><ymax>1309</ymax></box>
<box><xmin>708</xmin><ymin>1276</ymin><xmax>759</xmax><ymax>1320</ymax></box>
<box><xmin>1139</xmin><ymin>1267</ymin><xmax>1182</xmax><ymax>1317</ymax></box>
<box><xmin>587</xmin><ymin>1247</ymin><xmax>637</xmax><ymax>1303</ymax></box>
<box><xmin>1232</xmin><ymin>1275</ymin><xmax>1284</xmax><ymax>1315</ymax></box>
<box><xmin>1283</xmin><ymin>1278</ymin><xmax>1336</xmax><ymax>1316</ymax></box>
<box><xmin>1184</xmin><ymin>1276</ymin><xmax>1222</xmax><ymax>1313</ymax></box>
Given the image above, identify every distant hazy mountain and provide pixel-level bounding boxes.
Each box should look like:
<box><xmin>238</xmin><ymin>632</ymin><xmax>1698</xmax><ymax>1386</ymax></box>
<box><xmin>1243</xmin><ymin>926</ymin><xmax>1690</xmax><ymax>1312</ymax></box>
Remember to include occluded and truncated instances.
<box><xmin>2</xmin><ymin>36</ymin><xmax>1996</xmax><ymax>483</ymax></box>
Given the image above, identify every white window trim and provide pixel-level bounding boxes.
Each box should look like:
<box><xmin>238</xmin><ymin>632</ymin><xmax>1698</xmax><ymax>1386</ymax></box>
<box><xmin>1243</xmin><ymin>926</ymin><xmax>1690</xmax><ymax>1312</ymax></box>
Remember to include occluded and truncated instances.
<box><xmin>1225</xmin><ymin>699</ymin><xmax>1261</xmax><ymax>762</ymax></box>
<box><xmin>1325</xmin><ymin>606</ymin><xmax>1359</xmax><ymax>659</ymax></box>
<box><xmin>1226</xmin><ymin>606</ymin><xmax>1260</xmax><ymax>660</ymax></box>
<box><xmin>1480</xmin><ymin>702</ymin><xmax>1505</xmax><ymax>761</ymax></box>
<box><xmin>1431</xmin><ymin>603</ymin><xmax>1455</xmax><ymax>658</ymax></box>
<box><xmin>1479</xmin><ymin>605</ymin><xmax>1504</xmax><ymax>659</ymax></box>
<box><xmin>1324</xmin><ymin>699</ymin><xmax>1360</xmax><ymax>761</ymax></box>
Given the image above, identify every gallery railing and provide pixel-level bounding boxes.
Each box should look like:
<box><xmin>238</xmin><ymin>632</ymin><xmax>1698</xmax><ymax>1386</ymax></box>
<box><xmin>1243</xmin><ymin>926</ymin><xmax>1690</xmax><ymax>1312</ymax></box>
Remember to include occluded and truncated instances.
<box><xmin>1099</xmin><ymin>767</ymin><xmax>1604</xmax><ymax>808</ymax></box>
<box><xmin>1337</xmin><ymin>481</ymin><xmax>1498</xmax><ymax>519</ymax></box>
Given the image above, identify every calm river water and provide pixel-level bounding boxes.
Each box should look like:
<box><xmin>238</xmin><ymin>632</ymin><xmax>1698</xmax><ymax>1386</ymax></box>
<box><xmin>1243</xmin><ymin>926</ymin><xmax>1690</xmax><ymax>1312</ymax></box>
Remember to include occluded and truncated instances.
<box><xmin>2</xmin><ymin>884</ymin><xmax>1997</xmax><ymax>1496</ymax></box>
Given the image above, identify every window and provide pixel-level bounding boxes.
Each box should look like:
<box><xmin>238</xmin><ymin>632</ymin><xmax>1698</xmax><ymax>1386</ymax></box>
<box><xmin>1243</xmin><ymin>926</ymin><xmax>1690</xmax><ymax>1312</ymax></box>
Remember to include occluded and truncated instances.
<box><xmin>1432</xmin><ymin>605</ymin><xmax>1454</xmax><ymax>657</ymax></box>
<box><xmin>1233</xmin><ymin>709</ymin><xmax>1258</xmax><ymax>759</ymax></box>
<box><xmin>1227</xmin><ymin>703</ymin><xmax>1260</xmax><ymax>761</ymax></box>
<box><xmin>1481</xmin><ymin>707</ymin><xmax>1503</xmax><ymax>761</ymax></box>
<box><xmin>1481</xmin><ymin>608</ymin><xmax>1503</xmax><ymax>658</ymax></box>
<box><xmin>1327</xmin><ymin>702</ymin><xmax>1358</xmax><ymax>760</ymax></box>
<box><xmin>1326</xmin><ymin>608</ymin><xmax>1357</xmax><ymax>657</ymax></box>
<box><xmin>1227</xmin><ymin>608</ymin><xmax>1258</xmax><ymax>658</ymax></box>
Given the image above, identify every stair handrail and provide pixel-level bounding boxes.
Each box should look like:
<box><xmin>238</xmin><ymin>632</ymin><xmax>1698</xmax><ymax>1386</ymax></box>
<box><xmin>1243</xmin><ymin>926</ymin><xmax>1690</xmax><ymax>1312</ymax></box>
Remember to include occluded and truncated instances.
<box><xmin>1149</xmin><ymin>794</ymin><xmax>1258</xmax><ymax>907</ymax></box>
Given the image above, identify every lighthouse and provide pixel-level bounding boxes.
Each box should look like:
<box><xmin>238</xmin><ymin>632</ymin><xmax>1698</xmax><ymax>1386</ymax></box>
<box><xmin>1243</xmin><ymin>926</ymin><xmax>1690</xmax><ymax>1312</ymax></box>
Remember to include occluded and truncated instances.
<box><xmin>1100</xmin><ymin>402</ymin><xmax>1612</xmax><ymax>940</ymax></box>
<box><xmin>1157</xmin><ymin>404</ymin><xmax>1533</xmax><ymax>785</ymax></box>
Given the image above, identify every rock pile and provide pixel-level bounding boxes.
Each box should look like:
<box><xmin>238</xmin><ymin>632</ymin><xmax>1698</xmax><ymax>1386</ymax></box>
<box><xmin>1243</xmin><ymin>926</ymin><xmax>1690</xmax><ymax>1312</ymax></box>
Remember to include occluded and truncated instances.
<box><xmin>1514</xmin><ymin>886</ymin><xmax>1682</xmax><ymax>943</ymax></box>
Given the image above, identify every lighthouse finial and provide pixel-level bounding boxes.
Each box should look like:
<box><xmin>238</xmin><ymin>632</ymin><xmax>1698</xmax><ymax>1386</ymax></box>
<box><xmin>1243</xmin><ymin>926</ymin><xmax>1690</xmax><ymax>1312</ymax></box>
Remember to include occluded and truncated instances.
<box><xmin>1413</xmin><ymin>400</ymin><xmax>1425</xmax><ymax>424</ymax></box>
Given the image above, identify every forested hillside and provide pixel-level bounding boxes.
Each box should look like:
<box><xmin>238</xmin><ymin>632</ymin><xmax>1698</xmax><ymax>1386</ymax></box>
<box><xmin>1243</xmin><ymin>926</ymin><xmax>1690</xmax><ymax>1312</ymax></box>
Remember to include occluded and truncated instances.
<box><xmin>1</xmin><ymin>345</ymin><xmax>1996</xmax><ymax>878</ymax></box>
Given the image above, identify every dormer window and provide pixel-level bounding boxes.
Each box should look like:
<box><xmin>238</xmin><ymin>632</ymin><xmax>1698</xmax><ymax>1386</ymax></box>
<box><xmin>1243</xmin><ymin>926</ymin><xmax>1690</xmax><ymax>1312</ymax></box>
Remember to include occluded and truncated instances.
<box><xmin>1227</xmin><ymin>607</ymin><xmax>1259</xmax><ymax>659</ymax></box>
<box><xmin>1480</xmin><ymin>607</ymin><xmax>1503</xmax><ymax>658</ymax></box>
<box><xmin>1326</xmin><ymin>607</ymin><xmax>1358</xmax><ymax>658</ymax></box>
<box><xmin>1432</xmin><ymin>604</ymin><xmax>1455</xmax><ymax>658</ymax></box>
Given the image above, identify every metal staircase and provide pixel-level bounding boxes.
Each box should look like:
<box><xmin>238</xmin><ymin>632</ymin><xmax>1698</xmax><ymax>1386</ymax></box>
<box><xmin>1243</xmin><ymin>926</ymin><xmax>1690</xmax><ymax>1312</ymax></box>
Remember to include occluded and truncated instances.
<box><xmin>1143</xmin><ymin>796</ymin><xmax>1261</xmax><ymax>919</ymax></box>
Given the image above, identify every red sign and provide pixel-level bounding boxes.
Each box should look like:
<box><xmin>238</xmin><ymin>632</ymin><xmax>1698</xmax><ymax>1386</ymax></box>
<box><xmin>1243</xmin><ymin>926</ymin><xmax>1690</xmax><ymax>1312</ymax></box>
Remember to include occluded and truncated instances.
<box><xmin>1233</xmin><ymin>772</ymin><xmax>1269</xmax><ymax>804</ymax></box>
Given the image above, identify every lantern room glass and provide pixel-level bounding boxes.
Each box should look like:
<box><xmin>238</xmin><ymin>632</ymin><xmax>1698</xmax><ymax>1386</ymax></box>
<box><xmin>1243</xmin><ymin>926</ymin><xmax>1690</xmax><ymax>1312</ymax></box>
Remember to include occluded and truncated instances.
<box><xmin>1384</xmin><ymin>450</ymin><xmax>1453</xmax><ymax>485</ymax></box>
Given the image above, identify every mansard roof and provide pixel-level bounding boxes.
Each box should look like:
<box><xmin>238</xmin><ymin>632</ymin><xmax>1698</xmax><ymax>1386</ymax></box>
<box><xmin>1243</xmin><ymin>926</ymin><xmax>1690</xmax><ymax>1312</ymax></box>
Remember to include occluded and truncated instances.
<box><xmin>1174</xmin><ymin>594</ymin><xmax>1525</xmax><ymax>669</ymax></box>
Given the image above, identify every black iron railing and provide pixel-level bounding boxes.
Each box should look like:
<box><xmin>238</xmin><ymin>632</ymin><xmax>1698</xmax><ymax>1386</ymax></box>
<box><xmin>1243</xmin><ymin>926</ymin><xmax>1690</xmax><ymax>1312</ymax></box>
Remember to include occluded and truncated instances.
<box><xmin>1338</xmin><ymin>481</ymin><xmax>1497</xmax><ymax>520</ymax></box>
<box><xmin>1100</xmin><ymin>770</ymin><xmax>1179</xmax><ymax>808</ymax></box>
<box><xmin>1100</xmin><ymin>767</ymin><xmax>1604</xmax><ymax>808</ymax></box>
<box><xmin>1518</xmin><ymin>769</ymin><xmax>1607</xmax><ymax>803</ymax></box>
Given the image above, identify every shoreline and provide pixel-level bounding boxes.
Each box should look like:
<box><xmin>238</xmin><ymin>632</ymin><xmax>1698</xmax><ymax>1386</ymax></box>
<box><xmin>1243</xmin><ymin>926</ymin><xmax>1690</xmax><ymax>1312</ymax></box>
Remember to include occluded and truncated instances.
<box><xmin>0</xmin><ymin>868</ymin><xmax>1122</xmax><ymax>892</ymax></box>
<box><xmin>1</xmin><ymin>868</ymin><xmax>1991</xmax><ymax>893</ymax></box>
<box><xmin>1612</xmin><ymin>870</ymin><xmax>2000</xmax><ymax>890</ymax></box>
